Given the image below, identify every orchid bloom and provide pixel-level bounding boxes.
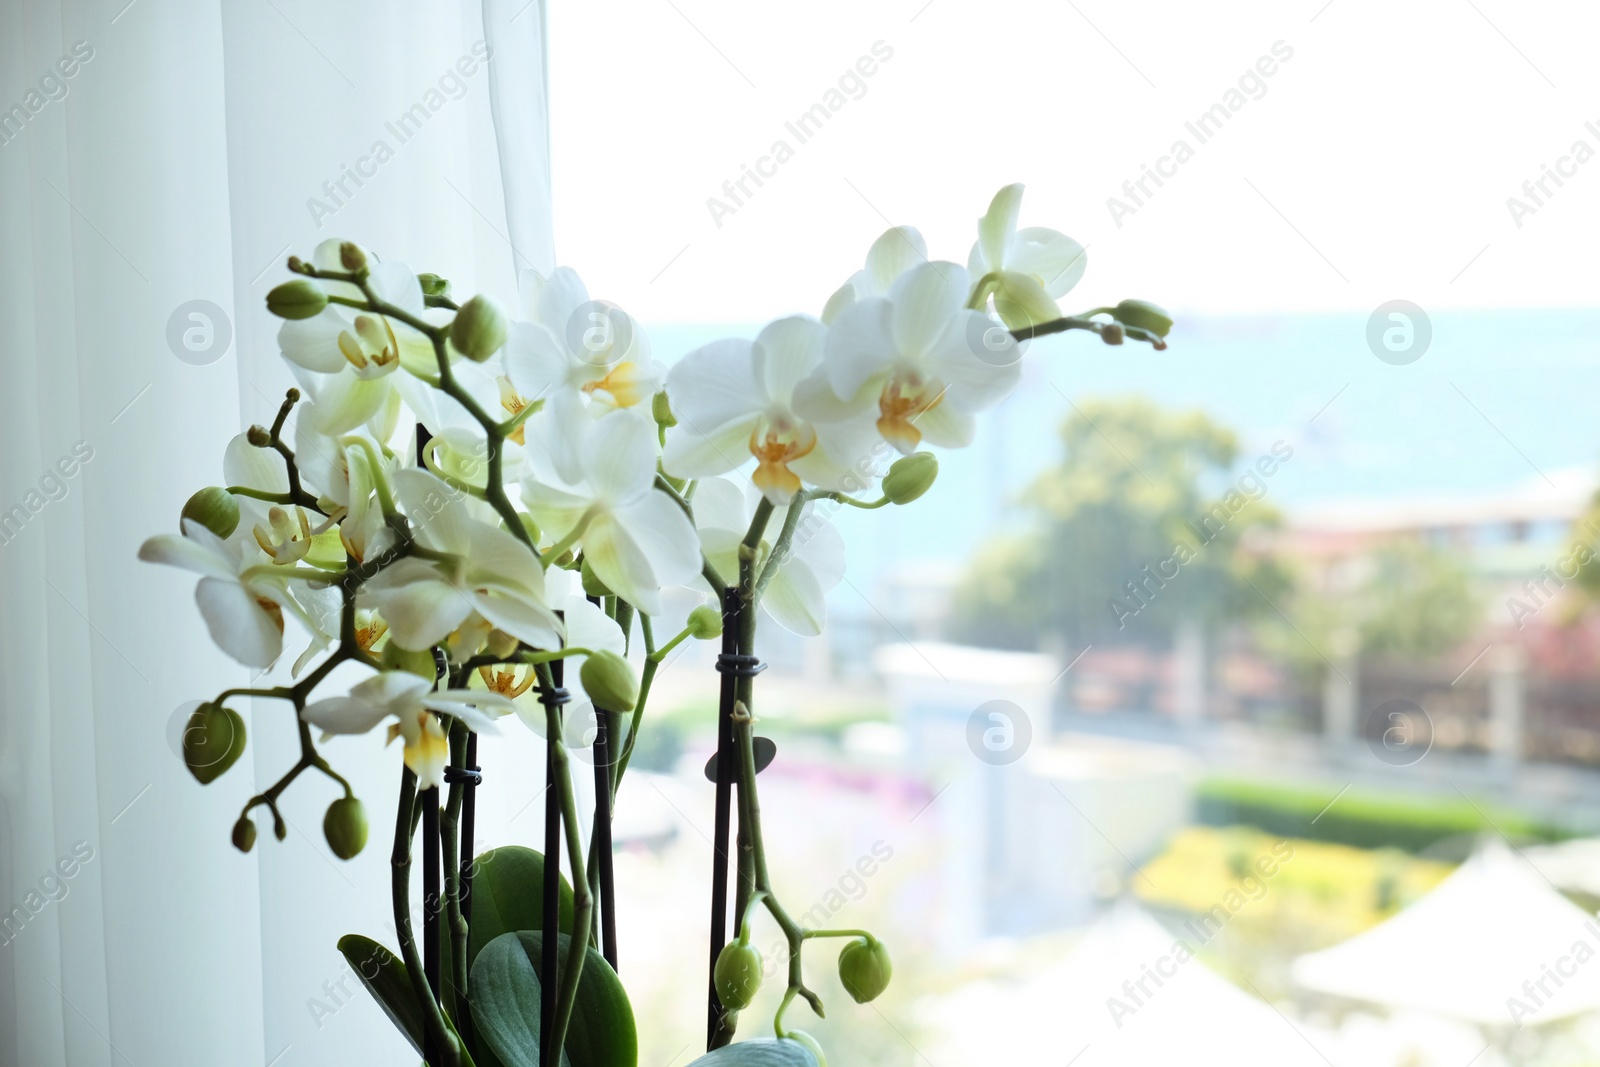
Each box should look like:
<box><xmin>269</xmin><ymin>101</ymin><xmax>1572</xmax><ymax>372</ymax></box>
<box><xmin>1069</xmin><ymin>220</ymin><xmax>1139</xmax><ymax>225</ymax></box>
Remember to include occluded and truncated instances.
<box><xmin>361</xmin><ymin>470</ymin><xmax>561</xmax><ymax>654</ymax></box>
<box><xmin>302</xmin><ymin>671</ymin><xmax>512</xmax><ymax>789</ymax></box>
<box><xmin>471</xmin><ymin>589</ymin><xmax>629</xmax><ymax>736</ymax></box>
<box><xmin>276</xmin><ymin>242</ymin><xmax>442</xmax><ymax>437</ymax></box>
<box><xmin>662</xmin><ymin>316</ymin><xmax>878</xmax><ymax>503</ymax></box>
<box><xmin>505</xmin><ymin>267</ymin><xmax>662</xmax><ymax>484</ymax></box>
<box><xmin>695</xmin><ymin>477</ymin><xmax>845</xmax><ymax>636</ymax></box>
<box><xmin>521</xmin><ymin>411</ymin><xmax>699</xmax><ymax>616</ymax></box>
<box><xmin>821</xmin><ymin>226</ymin><xmax>929</xmax><ymax>325</ymax></box>
<box><xmin>138</xmin><ymin>519</ymin><xmax>315</xmax><ymax>668</ymax></box>
<box><xmin>967</xmin><ymin>183</ymin><xmax>1087</xmax><ymax>331</ymax></box>
<box><xmin>805</xmin><ymin>261</ymin><xmax>1021</xmax><ymax>454</ymax></box>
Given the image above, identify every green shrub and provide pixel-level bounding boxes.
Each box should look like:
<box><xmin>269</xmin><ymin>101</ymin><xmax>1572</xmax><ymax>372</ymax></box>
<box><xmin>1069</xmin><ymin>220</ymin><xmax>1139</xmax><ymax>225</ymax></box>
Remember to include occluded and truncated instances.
<box><xmin>1194</xmin><ymin>777</ymin><xmax>1572</xmax><ymax>853</ymax></box>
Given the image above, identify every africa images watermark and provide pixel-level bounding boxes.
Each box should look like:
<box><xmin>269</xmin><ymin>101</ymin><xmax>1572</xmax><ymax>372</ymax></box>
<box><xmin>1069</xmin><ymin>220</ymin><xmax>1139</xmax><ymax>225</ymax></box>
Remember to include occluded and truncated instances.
<box><xmin>1505</xmin><ymin>120</ymin><xmax>1600</xmax><ymax>229</ymax></box>
<box><xmin>755</xmin><ymin>840</ymin><xmax>896</xmax><ymax>979</ymax></box>
<box><xmin>1108</xmin><ymin>440</ymin><xmax>1294</xmax><ymax>629</ymax></box>
<box><xmin>1107</xmin><ymin>40</ymin><xmax>1295</xmax><ymax>229</ymax></box>
<box><xmin>1107</xmin><ymin>839</ymin><xmax>1295</xmax><ymax>1028</ymax></box>
<box><xmin>705</xmin><ymin>40</ymin><xmax>896</xmax><ymax>230</ymax></box>
<box><xmin>1504</xmin><ymin>515</ymin><xmax>1600</xmax><ymax>629</ymax></box>
<box><xmin>1</xmin><ymin>841</ymin><xmax>97</xmax><ymax>948</ymax></box>
<box><xmin>0</xmin><ymin>40</ymin><xmax>95</xmax><ymax>148</ymax></box>
<box><xmin>0</xmin><ymin>440</ymin><xmax>96</xmax><ymax>549</ymax></box>
<box><xmin>307</xmin><ymin>40</ymin><xmax>493</xmax><ymax>228</ymax></box>
<box><xmin>1506</xmin><ymin>914</ymin><xmax>1600</xmax><ymax>1027</ymax></box>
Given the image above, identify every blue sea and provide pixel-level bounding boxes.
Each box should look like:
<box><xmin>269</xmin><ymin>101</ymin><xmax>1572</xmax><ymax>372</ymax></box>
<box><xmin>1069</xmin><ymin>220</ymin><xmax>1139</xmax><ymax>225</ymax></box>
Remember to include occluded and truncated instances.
<box><xmin>647</xmin><ymin>310</ymin><xmax>1600</xmax><ymax>600</ymax></box>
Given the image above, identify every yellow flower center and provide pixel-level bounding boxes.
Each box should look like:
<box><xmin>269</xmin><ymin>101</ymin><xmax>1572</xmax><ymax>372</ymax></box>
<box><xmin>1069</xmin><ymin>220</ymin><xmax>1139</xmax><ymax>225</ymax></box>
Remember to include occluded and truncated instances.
<box><xmin>498</xmin><ymin>378</ymin><xmax>530</xmax><ymax>445</ymax></box>
<box><xmin>253</xmin><ymin>506</ymin><xmax>314</xmax><ymax>565</ymax></box>
<box><xmin>477</xmin><ymin>664</ymin><xmax>537</xmax><ymax>699</ymax></box>
<box><xmin>581</xmin><ymin>361</ymin><xmax>650</xmax><ymax>408</ymax></box>
<box><xmin>337</xmin><ymin>315</ymin><xmax>400</xmax><ymax>373</ymax></box>
<box><xmin>355</xmin><ymin>616</ymin><xmax>388</xmax><ymax>652</ymax></box>
<box><xmin>254</xmin><ymin>596</ymin><xmax>285</xmax><ymax>634</ymax></box>
<box><xmin>876</xmin><ymin>373</ymin><xmax>945</xmax><ymax>452</ymax></box>
<box><xmin>748</xmin><ymin>418</ymin><xmax>817</xmax><ymax>500</ymax></box>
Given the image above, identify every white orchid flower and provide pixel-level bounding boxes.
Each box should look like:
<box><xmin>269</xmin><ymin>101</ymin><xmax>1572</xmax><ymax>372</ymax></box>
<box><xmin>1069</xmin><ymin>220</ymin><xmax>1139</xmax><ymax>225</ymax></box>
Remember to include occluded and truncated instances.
<box><xmin>967</xmin><ymin>183</ymin><xmax>1087</xmax><ymax>331</ymax></box>
<box><xmin>804</xmin><ymin>261</ymin><xmax>1021</xmax><ymax>455</ymax></box>
<box><xmin>424</xmin><ymin>359</ymin><xmax>534</xmax><ymax>491</ymax></box>
<box><xmin>301</xmin><ymin>671</ymin><xmax>512</xmax><ymax>789</ymax></box>
<box><xmin>138</xmin><ymin>519</ymin><xmax>319</xmax><ymax>668</ymax></box>
<box><xmin>505</xmin><ymin>267</ymin><xmax>662</xmax><ymax>484</ymax></box>
<box><xmin>277</xmin><ymin>243</ymin><xmax>443</xmax><ymax>437</ymax></box>
<box><xmin>694</xmin><ymin>477</ymin><xmax>845</xmax><ymax>637</ymax></box>
<box><xmin>662</xmin><ymin>316</ymin><xmax>878</xmax><ymax>504</ymax></box>
<box><xmin>361</xmin><ymin>470</ymin><xmax>561</xmax><ymax>654</ymax></box>
<box><xmin>521</xmin><ymin>411</ymin><xmax>699</xmax><ymax>616</ymax></box>
<box><xmin>821</xmin><ymin>226</ymin><xmax>929</xmax><ymax>325</ymax></box>
<box><xmin>470</xmin><ymin>590</ymin><xmax>629</xmax><ymax>736</ymax></box>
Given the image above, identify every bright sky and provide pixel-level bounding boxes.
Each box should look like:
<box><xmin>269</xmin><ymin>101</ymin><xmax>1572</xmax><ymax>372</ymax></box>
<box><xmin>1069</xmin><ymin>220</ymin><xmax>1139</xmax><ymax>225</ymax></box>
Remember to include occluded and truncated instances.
<box><xmin>547</xmin><ymin>0</ymin><xmax>1600</xmax><ymax>324</ymax></box>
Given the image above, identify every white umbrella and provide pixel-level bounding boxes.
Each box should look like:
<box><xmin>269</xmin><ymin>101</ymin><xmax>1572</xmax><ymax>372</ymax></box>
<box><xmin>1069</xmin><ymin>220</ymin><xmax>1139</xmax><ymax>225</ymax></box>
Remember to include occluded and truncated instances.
<box><xmin>1293</xmin><ymin>839</ymin><xmax>1600</xmax><ymax>1027</ymax></box>
<box><xmin>918</xmin><ymin>903</ymin><xmax>1332</xmax><ymax>1066</ymax></box>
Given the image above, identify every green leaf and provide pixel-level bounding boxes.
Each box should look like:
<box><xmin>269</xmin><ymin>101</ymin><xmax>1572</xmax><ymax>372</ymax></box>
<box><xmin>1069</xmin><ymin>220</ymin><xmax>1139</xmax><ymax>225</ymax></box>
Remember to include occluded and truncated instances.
<box><xmin>337</xmin><ymin>934</ymin><xmax>425</xmax><ymax>1056</ymax></box>
<box><xmin>469</xmin><ymin>931</ymin><xmax>636</xmax><ymax>1067</ymax></box>
<box><xmin>467</xmin><ymin>846</ymin><xmax>576</xmax><ymax>971</ymax></box>
<box><xmin>683</xmin><ymin>1040</ymin><xmax>819</xmax><ymax>1067</ymax></box>
<box><xmin>337</xmin><ymin>934</ymin><xmax>478</xmax><ymax>1067</ymax></box>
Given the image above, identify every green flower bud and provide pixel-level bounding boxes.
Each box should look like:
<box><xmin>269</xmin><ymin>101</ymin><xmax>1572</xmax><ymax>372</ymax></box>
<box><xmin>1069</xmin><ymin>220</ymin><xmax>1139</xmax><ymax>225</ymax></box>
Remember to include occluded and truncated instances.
<box><xmin>714</xmin><ymin>940</ymin><xmax>764</xmax><ymax>1010</ymax></box>
<box><xmin>232</xmin><ymin>816</ymin><xmax>257</xmax><ymax>853</ymax></box>
<box><xmin>339</xmin><ymin>241</ymin><xmax>368</xmax><ymax>273</ymax></box>
<box><xmin>183</xmin><ymin>703</ymin><xmax>246</xmax><ymax>784</ymax></box>
<box><xmin>265</xmin><ymin>280</ymin><xmax>328</xmax><ymax>320</ymax></box>
<box><xmin>581</xmin><ymin>557</ymin><xmax>612</xmax><ymax>598</ymax></box>
<box><xmin>450</xmin><ymin>294</ymin><xmax>508</xmax><ymax>362</ymax></box>
<box><xmin>882</xmin><ymin>452</ymin><xmax>938</xmax><ymax>506</ymax></box>
<box><xmin>687</xmin><ymin>605</ymin><xmax>723</xmax><ymax>640</ymax></box>
<box><xmin>181</xmin><ymin>487</ymin><xmax>240</xmax><ymax>539</ymax></box>
<box><xmin>380</xmin><ymin>640</ymin><xmax>437</xmax><ymax>680</ymax></box>
<box><xmin>837</xmin><ymin>937</ymin><xmax>892</xmax><ymax>1003</ymax></box>
<box><xmin>323</xmin><ymin>797</ymin><xmax>368</xmax><ymax>860</ymax></box>
<box><xmin>417</xmin><ymin>273</ymin><xmax>451</xmax><ymax>298</ymax></box>
<box><xmin>1100</xmin><ymin>322</ymin><xmax>1125</xmax><ymax>345</ymax></box>
<box><xmin>1112</xmin><ymin>299</ymin><xmax>1173</xmax><ymax>338</ymax></box>
<box><xmin>652</xmin><ymin>391</ymin><xmax>677</xmax><ymax>428</ymax></box>
<box><xmin>272</xmin><ymin>809</ymin><xmax>287</xmax><ymax>841</ymax></box>
<box><xmin>785</xmin><ymin>1030</ymin><xmax>827</xmax><ymax>1067</ymax></box>
<box><xmin>581</xmin><ymin>651</ymin><xmax>638</xmax><ymax>712</ymax></box>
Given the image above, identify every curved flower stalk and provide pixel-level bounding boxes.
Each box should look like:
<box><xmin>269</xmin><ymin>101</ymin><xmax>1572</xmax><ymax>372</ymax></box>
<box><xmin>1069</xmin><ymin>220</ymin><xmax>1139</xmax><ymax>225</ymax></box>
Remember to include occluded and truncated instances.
<box><xmin>137</xmin><ymin>186</ymin><xmax>1167</xmax><ymax>1067</ymax></box>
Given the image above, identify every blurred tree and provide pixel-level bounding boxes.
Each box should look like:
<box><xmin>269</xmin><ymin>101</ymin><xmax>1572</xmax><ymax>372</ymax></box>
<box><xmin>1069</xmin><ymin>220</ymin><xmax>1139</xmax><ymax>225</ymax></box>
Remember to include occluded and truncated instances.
<box><xmin>1260</xmin><ymin>541</ymin><xmax>1482</xmax><ymax>676</ymax></box>
<box><xmin>949</xmin><ymin>396</ymin><xmax>1289</xmax><ymax>650</ymax></box>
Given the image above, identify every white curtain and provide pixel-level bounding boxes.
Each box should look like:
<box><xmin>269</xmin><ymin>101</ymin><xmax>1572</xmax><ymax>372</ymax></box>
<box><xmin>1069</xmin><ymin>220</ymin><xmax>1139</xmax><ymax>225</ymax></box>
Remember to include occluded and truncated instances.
<box><xmin>0</xmin><ymin>2</ymin><xmax>552</xmax><ymax>1063</ymax></box>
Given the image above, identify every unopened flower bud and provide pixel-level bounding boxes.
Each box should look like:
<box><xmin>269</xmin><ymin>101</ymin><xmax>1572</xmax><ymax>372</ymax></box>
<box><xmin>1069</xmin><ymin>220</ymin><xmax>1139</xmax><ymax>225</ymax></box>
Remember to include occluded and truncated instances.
<box><xmin>273</xmin><ymin>809</ymin><xmax>287</xmax><ymax>841</ymax></box>
<box><xmin>323</xmin><ymin>797</ymin><xmax>368</xmax><ymax>860</ymax></box>
<box><xmin>417</xmin><ymin>273</ymin><xmax>451</xmax><ymax>298</ymax></box>
<box><xmin>652</xmin><ymin>391</ymin><xmax>677</xmax><ymax>428</ymax></box>
<box><xmin>380</xmin><ymin>641</ymin><xmax>437</xmax><ymax>680</ymax></box>
<box><xmin>581</xmin><ymin>650</ymin><xmax>638</xmax><ymax>712</ymax></box>
<box><xmin>687</xmin><ymin>605</ymin><xmax>723</xmax><ymax>640</ymax></box>
<box><xmin>714</xmin><ymin>940</ymin><xmax>763</xmax><ymax>1010</ymax></box>
<box><xmin>183</xmin><ymin>703</ymin><xmax>246</xmax><ymax>785</ymax></box>
<box><xmin>1100</xmin><ymin>322</ymin><xmax>1125</xmax><ymax>345</ymax></box>
<box><xmin>181</xmin><ymin>487</ymin><xmax>240</xmax><ymax>539</ymax></box>
<box><xmin>287</xmin><ymin>255</ymin><xmax>307</xmax><ymax>274</ymax></box>
<box><xmin>266</xmin><ymin>280</ymin><xmax>328</xmax><ymax>320</ymax></box>
<box><xmin>882</xmin><ymin>452</ymin><xmax>938</xmax><ymax>505</ymax></box>
<box><xmin>786</xmin><ymin>1030</ymin><xmax>827</xmax><ymax>1067</ymax></box>
<box><xmin>247</xmin><ymin>426</ymin><xmax>271</xmax><ymax>447</ymax></box>
<box><xmin>450</xmin><ymin>295</ymin><xmax>508</xmax><ymax>362</ymax></box>
<box><xmin>232</xmin><ymin>816</ymin><xmax>257</xmax><ymax>853</ymax></box>
<box><xmin>1112</xmin><ymin>299</ymin><xmax>1172</xmax><ymax>338</ymax></box>
<box><xmin>837</xmin><ymin>936</ymin><xmax>892</xmax><ymax>1003</ymax></box>
<box><xmin>581</xmin><ymin>558</ymin><xmax>612</xmax><ymax>598</ymax></box>
<box><xmin>339</xmin><ymin>242</ymin><xmax>368</xmax><ymax>272</ymax></box>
